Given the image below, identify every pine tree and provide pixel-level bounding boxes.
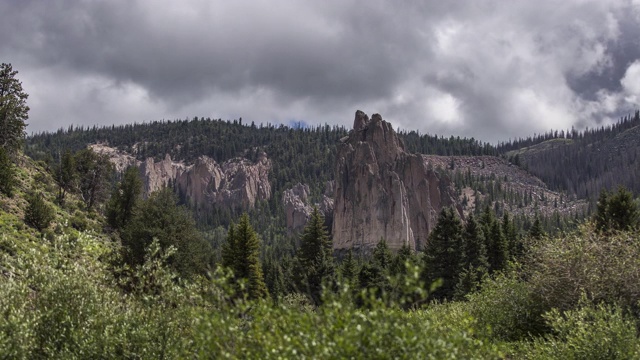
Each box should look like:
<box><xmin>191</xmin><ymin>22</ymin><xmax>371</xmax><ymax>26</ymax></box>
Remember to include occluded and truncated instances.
<box><xmin>595</xmin><ymin>186</ymin><xmax>639</xmax><ymax>232</ymax></box>
<box><xmin>294</xmin><ymin>207</ymin><xmax>334</xmax><ymax>304</ymax></box>
<box><xmin>0</xmin><ymin>63</ymin><xmax>29</xmax><ymax>155</ymax></box>
<box><xmin>488</xmin><ymin>219</ymin><xmax>508</xmax><ymax>272</ymax></box>
<box><xmin>461</xmin><ymin>213</ymin><xmax>489</xmax><ymax>271</ymax></box>
<box><xmin>340</xmin><ymin>249</ymin><xmax>358</xmax><ymax>285</ymax></box>
<box><xmin>106</xmin><ymin>166</ymin><xmax>143</xmax><ymax>231</ymax></box>
<box><xmin>502</xmin><ymin>212</ymin><xmax>520</xmax><ymax>259</ymax></box>
<box><xmin>55</xmin><ymin>150</ymin><xmax>76</xmax><ymax>205</ymax></box>
<box><xmin>390</xmin><ymin>244</ymin><xmax>414</xmax><ymax>276</ymax></box>
<box><xmin>454</xmin><ymin>213</ymin><xmax>490</xmax><ymax>299</ymax></box>
<box><xmin>221</xmin><ymin>222</ymin><xmax>237</xmax><ymax>269</ymax></box>
<box><xmin>227</xmin><ymin>213</ymin><xmax>268</xmax><ymax>300</ymax></box>
<box><xmin>529</xmin><ymin>214</ymin><xmax>545</xmax><ymax>239</ymax></box>
<box><xmin>264</xmin><ymin>258</ymin><xmax>285</xmax><ymax>302</ymax></box>
<box><xmin>372</xmin><ymin>238</ymin><xmax>393</xmax><ymax>270</ymax></box>
<box><xmin>424</xmin><ymin>207</ymin><xmax>464</xmax><ymax>300</ymax></box>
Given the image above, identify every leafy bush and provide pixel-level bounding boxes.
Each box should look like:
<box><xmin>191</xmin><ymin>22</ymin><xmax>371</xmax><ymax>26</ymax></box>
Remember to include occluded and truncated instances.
<box><xmin>24</xmin><ymin>192</ymin><xmax>55</xmax><ymax>232</ymax></box>
<box><xmin>466</xmin><ymin>271</ymin><xmax>547</xmax><ymax>341</ymax></box>
<box><xmin>518</xmin><ymin>301</ymin><xmax>640</xmax><ymax>359</ymax></box>
<box><xmin>525</xmin><ymin>224</ymin><xmax>640</xmax><ymax>316</ymax></box>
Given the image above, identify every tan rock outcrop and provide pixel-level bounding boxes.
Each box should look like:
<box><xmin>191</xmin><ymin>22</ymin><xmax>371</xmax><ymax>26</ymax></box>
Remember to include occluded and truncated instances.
<box><xmin>96</xmin><ymin>144</ymin><xmax>272</xmax><ymax>211</ymax></box>
<box><xmin>332</xmin><ymin>111</ymin><xmax>460</xmax><ymax>252</ymax></box>
<box><xmin>283</xmin><ymin>182</ymin><xmax>334</xmax><ymax>233</ymax></box>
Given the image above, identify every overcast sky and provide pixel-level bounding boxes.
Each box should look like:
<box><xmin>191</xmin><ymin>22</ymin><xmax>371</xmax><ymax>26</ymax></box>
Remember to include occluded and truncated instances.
<box><xmin>1</xmin><ymin>0</ymin><xmax>640</xmax><ymax>143</ymax></box>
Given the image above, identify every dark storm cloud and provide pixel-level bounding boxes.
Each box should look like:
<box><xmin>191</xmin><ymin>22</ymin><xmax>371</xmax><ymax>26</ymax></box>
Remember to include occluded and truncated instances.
<box><xmin>0</xmin><ymin>0</ymin><xmax>639</xmax><ymax>142</ymax></box>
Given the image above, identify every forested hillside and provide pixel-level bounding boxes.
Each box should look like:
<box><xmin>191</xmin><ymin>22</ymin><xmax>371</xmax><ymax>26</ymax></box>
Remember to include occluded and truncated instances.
<box><xmin>502</xmin><ymin>111</ymin><xmax>640</xmax><ymax>200</ymax></box>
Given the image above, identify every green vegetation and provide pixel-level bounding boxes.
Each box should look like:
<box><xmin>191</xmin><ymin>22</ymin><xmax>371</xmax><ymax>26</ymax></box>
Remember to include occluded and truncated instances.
<box><xmin>5</xmin><ymin>62</ymin><xmax>640</xmax><ymax>358</ymax></box>
<box><xmin>0</xmin><ymin>147</ymin><xmax>16</xmax><ymax>197</ymax></box>
<box><xmin>23</xmin><ymin>192</ymin><xmax>55</xmax><ymax>233</ymax></box>
<box><xmin>293</xmin><ymin>207</ymin><xmax>334</xmax><ymax>304</ymax></box>
<box><xmin>0</xmin><ymin>63</ymin><xmax>29</xmax><ymax>155</ymax></box>
<box><xmin>221</xmin><ymin>213</ymin><xmax>269</xmax><ymax>299</ymax></box>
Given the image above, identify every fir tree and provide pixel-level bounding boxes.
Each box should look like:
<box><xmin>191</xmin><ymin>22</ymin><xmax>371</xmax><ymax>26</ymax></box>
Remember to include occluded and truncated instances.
<box><xmin>0</xmin><ymin>63</ymin><xmax>29</xmax><ymax>155</ymax></box>
<box><xmin>221</xmin><ymin>222</ymin><xmax>237</xmax><ymax>269</ymax></box>
<box><xmin>488</xmin><ymin>219</ymin><xmax>508</xmax><ymax>272</ymax></box>
<box><xmin>390</xmin><ymin>244</ymin><xmax>414</xmax><ymax>277</ymax></box>
<box><xmin>340</xmin><ymin>249</ymin><xmax>358</xmax><ymax>285</ymax></box>
<box><xmin>529</xmin><ymin>214</ymin><xmax>545</xmax><ymax>240</ymax></box>
<box><xmin>595</xmin><ymin>186</ymin><xmax>639</xmax><ymax>232</ymax></box>
<box><xmin>227</xmin><ymin>213</ymin><xmax>269</xmax><ymax>300</ymax></box>
<box><xmin>461</xmin><ymin>213</ymin><xmax>489</xmax><ymax>272</ymax></box>
<box><xmin>424</xmin><ymin>207</ymin><xmax>464</xmax><ymax>300</ymax></box>
<box><xmin>294</xmin><ymin>207</ymin><xmax>334</xmax><ymax>304</ymax></box>
<box><xmin>106</xmin><ymin>166</ymin><xmax>143</xmax><ymax>231</ymax></box>
<box><xmin>372</xmin><ymin>238</ymin><xmax>393</xmax><ymax>270</ymax></box>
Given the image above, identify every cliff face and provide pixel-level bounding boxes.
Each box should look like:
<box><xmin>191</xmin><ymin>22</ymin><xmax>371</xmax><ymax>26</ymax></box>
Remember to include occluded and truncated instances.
<box><xmin>283</xmin><ymin>182</ymin><xmax>334</xmax><ymax>233</ymax></box>
<box><xmin>95</xmin><ymin>146</ymin><xmax>272</xmax><ymax>211</ymax></box>
<box><xmin>332</xmin><ymin>111</ymin><xmax>459</xmax><ymax>252</ymax></box>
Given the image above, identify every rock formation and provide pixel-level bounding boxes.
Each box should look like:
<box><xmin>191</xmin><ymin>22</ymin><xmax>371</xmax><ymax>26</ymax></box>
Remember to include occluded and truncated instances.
<box><xmin>283</xmin><ymin>182</ymin><xmax>334</xmax><ymax>233</ymax></box>
<box><xmin>95</xmin><ymin>145</ymin><xmax>272</xmax><ymax>211</ymax></box>
<box><xmin>332</xmin><ymin>110</ymin><xmax>460</xmax><ymax>252</ymax></box>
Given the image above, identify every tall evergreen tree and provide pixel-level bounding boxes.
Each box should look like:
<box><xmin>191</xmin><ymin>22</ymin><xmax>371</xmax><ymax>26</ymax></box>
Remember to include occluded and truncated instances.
<box><xmin>74</xmin><ymin>149</ymin><xmax>113</xmax><ymax>211</ymax></box>
<box><xmin>529</xmin><ymin>214</ymin><xmax>545</xmax><ymax>240</ymax></box>
<box><xmin>221</xmin><ymin>222</ymin><xmax>237</xmax><ymax>269</ymax></box>
<box><xmin>225</xmin><ymin>213</ymin><xmax>268</xmax><ymax>300</ymax></box>
<box><xmin>372</xmin><ymin>238</ymin><xmax>393</xmax><ymax>270</ymax></box>
<box><xmin>0</xmin><ymin>63</ymin><xmax>28</xmax><ymax>155</ymax></box>
<box><xmin>488</xmin><ymin>219</ymin><xmax>508</xmax><ymax>272</ymax></box>
<box><xmin>294</xmin><ymin>207</ymin><xmax>334</xmax><ymax>304</ymax></box>
<box><xmin>106</xmin><ymin>166</ymin><xmax>143</xmax><ymax>231</ymax></box>
<box><xmin>340</xmin><ymin>249</ymin><xmax>358</xmax><ymax>285</ymax></box>
<box><xmin>390</xmin><ymin>244</ymin><xmax>414</xmax><ymax>277</ymax></box>
<box><xmin>502</xmin><ymin>212</ymin><xmax>522</xmax><ymax>260</ymax></box>
<box><xmin>461</xmin><ymin>213</ymin><xmax>489</xmax><ymax>272</ymax></box>
<box><xmin>55</xmin><ymin>150</ymin><xmax>76</xmax><ymax>205</ymax></box>
<box><xmin>423</xmin><ymin>207</ymin><xmax>464</xmax><ymax>301</ymax></box>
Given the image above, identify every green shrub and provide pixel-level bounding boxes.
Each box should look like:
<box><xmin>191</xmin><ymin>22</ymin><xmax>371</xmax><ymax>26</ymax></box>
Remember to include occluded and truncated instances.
<box><xmin>69</xmin><ymin>210</ymin><xmax>89</xmax><ymax>231</ymax></box>
<box><xmin>24</xmin><ymin>192</ymin><xmax>55</xmax><ymax>232</ymax></box>
<box><xmin>466</xmin><ymin>271</ymin><xmax>547</xmax><ymax>341</ymax></box>
<box><xmin>0</xmin><ymin>148</ymin><xmax>16</xmax><ymax>197</ymax></box>
<box><xmin>525</xmin><ymin>225</ymin><xmax>640</xmax><ymax>316</ymax></box>
<box><xmin>518</xmin><ymin>301</ymin><xmax>640</xmax><ymax>359</ymax></box>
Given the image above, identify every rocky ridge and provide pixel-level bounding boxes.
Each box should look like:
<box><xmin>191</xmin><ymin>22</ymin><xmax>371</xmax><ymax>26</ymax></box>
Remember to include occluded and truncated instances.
<box><xmin>332</xmin><ymin>111</ymin><xmax>460</xmax><ymax>252</ymax></box>
<box><xmin>92</xmin><ymin>145</ymin><xmax>272</xmax><ymax>211</ymax></box>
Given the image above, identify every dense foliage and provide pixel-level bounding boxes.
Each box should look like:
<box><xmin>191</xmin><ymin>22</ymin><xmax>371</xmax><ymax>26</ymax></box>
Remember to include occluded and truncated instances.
<box><xmin>0</xmin><ymin>63</ymin><xmax>28</xmax><ymax>155</ymax></box>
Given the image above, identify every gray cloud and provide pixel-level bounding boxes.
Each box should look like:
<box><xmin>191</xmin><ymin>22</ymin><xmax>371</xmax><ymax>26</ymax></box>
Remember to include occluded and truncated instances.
<box><xmin>1</xmin><ymin>0</ymin><xmax>639</xmax><ymax>142</ymax></box>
